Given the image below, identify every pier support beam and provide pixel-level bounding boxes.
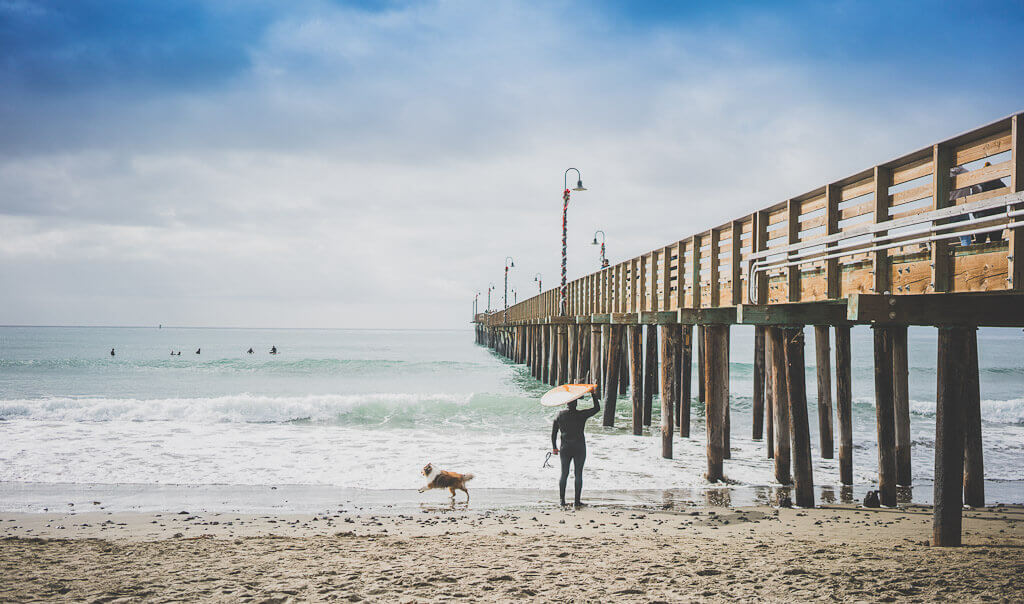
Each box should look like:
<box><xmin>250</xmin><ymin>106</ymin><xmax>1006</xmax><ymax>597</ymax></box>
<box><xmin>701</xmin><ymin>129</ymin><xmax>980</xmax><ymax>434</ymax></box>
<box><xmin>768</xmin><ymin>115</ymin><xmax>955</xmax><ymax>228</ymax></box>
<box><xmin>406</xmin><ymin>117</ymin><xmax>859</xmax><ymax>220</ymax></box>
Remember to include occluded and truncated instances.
<box><xmin>873</xmin><ymin>326</ymin><xmax>898</xmax><ymax>507</ymax></box>
<box><xmin>705</xmin><ymin>324</ymin><xmax>728</xmax><ymax>482</ymax></box>
<box><xmin>579</xmin><ymin>325</ymin><xmax>591</xmax><ymax>384</ymax></box>
<box><xmin>659</xmin><ymin>324</ymin><xmax>681</xmax><ymax>458</ymax></box>
<box><xmin>590</xmin><ymin>325</ymin><xmax>602</xmax><ymax>398</ymax></box>
<box><xmin>619</xmin><ymin>328</ymin><xmax>629</xmax><ymax>396</ymax></box>
<box><xmin>766</xmin><ymin>329</ymin><xmax>774</xmax><ymax>459</ymax></box>
<box><xmin>891</xmin><ymin>325</ymin><xmax>911</xmax><ymax>487</ymax></box>
<box><xmin>753</xmin><ymin>326</ymin><xmax>766</xmax><ymax>440</ymax></box>
<box><xmin>934</xmin><ymin>326</ymin><xmax>971</xmax><ymax>546</ymax></box>
<box><xmin>769</xmin><ymin>327</ymin><xmax>791</xmax><ymax>484</ymax></box>
<box><xmin>543</xmin><ymin>325</ymin><xmax>552</xmax><ymax>385</ymax></box>
<box><xmin>629</xmin><ymin>326</ymin><xmax>644</xmax><ymax>436</ymax></box>
<box><xmin>566</xmin><ymin>325</ymin><xmax>578</xmax><ymax>383</ymax></box>
<box><xmin>963</xmin><ymin>327</ymin><xmax>985</xmax><ymax>508</ymax></box>
<box><xmin>697</xmin><ymin>325</ymin><xmax>706</xmax><ymax>403</ymax></box>
<box><xmin>603</xmin><ymin>325</ymin><xmax>622</xmax><ymax>427</ymax></box>
<box><xmin>643</xmin><ymin>325</ymin><xmax>657</xmax><ymax>426</ymax></box>
<box><xmin>679</xmin><ymin>325</ymin><xmax>693</xmax><ymax>438</ymax></box>
<box><xmin>785</xmin><ymin>327</ymin><xmax>814</xmax><ymax>508</ymax></box>
<box><xmin>814</xmin><ymin>326</ymin><xmax>834</xmax><ymax>459</ymax></box>
<box><xmin>557</xmin><ymin>325</ymin><xmax>569</xmax><ymax>385</ymax></box>
<box><xmin>835</xmin><ymin>326</ymin><xmax>854</xmax><ymax>486</ymax></box>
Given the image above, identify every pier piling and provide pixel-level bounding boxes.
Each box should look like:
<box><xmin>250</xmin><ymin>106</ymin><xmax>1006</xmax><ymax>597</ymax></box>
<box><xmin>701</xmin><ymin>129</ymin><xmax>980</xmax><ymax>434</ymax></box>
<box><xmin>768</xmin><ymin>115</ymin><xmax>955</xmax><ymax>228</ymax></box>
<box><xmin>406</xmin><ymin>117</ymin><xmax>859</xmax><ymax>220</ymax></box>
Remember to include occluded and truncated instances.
<box><xmin>835</xmin><ymin>326</ymin><xmax>854</xmax><ymax>486</ymax></box>
<box><xmin>660</xmin><ymin>324</ymin><xmax>680</xmax><ymax>459</ymax></box>
<box><xmin>873</xmin><ymin>326</ymin><xmax>898</xmax><ymax>507</ymax></box>
<box><xmin>785</xmin><ymin>327</ymin><xmax>814</xmax><ymax>508</ymax></box>
<box><xmin>814</xmin><ymin>325</ymin><xmax>834</xmax><ymax>459</ymax></box>
<box><xmin>643</xmin><ymin>325</ymin><xmax>657</xmax><ymax>426</ymax></box>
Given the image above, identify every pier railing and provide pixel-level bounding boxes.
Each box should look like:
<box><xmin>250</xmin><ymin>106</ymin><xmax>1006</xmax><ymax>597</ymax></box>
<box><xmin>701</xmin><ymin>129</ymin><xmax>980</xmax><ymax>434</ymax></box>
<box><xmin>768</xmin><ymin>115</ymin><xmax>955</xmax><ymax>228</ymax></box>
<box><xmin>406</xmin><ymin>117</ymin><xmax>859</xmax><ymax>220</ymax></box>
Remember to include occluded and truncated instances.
<box><xmin>480</xmin><ymin>112</ymin><xmax>1022</xmax><ymax>326</ymax></box>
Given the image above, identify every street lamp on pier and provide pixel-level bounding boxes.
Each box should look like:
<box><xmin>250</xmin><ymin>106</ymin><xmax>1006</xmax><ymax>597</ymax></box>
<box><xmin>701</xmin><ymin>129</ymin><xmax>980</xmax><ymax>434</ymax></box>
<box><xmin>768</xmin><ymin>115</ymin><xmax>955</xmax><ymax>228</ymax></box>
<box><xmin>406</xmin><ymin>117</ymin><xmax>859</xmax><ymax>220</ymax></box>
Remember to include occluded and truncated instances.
<box><xmin>504</xmin><ymin>256</ymin><xmax>515</xmax><ymax>320</ymax></box>
<box><xmin>592</xmin><ymin>230</ymin><xmax>609</xmax><ymax>268</ymax></box>
<box><xmin>487</xmin><ymin>282</ymin><xmax>496</xmax><ymax>312</ymax></box>
<box><xmin>534</xmin><ymin>272</ymin><xmax>542</xmax><ymax>293</ymax></box>
<box><xmin>560</xmin><ymin>168</ymin><xmax>587</xmax><ymax>315</ymax></box>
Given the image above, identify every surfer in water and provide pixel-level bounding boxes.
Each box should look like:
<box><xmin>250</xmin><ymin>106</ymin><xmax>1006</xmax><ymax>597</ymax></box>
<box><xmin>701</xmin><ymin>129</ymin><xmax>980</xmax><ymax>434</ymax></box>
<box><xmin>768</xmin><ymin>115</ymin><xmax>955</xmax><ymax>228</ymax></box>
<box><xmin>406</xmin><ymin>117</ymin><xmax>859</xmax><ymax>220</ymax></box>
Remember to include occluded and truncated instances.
<box><xmin>551</xmin><ymin>391</ymin><xmax>600</xmax><ymax>507</ymax></box>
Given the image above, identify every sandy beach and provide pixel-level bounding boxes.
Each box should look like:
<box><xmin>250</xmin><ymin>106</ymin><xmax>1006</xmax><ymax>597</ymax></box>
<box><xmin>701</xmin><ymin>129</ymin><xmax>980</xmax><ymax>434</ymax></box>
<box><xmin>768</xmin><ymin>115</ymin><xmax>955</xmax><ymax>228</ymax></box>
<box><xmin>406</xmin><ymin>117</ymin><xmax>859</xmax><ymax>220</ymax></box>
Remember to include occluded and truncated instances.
<box><xmin>2</xmin><ymin>503</ymin><xmax>1022</xmax><ymax>602</ymax></box>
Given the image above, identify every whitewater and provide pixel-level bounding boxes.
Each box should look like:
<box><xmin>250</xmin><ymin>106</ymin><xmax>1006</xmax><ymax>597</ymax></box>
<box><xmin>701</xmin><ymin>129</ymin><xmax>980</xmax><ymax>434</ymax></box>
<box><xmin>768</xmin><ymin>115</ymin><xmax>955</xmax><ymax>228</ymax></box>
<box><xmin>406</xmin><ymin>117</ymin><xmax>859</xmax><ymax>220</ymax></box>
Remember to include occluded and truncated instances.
<box><xmin>1</xmin><ymin>326</ymin><xmax>1022</xmax><ymax>510</ymax></box>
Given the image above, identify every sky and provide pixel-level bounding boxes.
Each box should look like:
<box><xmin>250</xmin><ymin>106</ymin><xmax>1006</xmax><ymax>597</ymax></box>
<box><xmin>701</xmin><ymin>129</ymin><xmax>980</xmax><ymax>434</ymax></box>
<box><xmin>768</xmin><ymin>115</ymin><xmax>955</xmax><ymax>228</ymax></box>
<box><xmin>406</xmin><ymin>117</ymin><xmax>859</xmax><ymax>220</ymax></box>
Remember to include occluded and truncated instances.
<box><xmin>1</xmin><ymin>0</ymin><xmax>1023</xmax><ymax>329</ymax></box>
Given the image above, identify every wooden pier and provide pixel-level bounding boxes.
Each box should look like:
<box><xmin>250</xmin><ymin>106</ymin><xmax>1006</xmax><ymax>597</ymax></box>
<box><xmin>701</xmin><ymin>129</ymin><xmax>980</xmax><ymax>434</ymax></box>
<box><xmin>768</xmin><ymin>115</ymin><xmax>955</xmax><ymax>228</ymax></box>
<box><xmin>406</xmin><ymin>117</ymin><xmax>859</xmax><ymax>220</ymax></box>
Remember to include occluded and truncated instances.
<box><xmin>474</xmin><ymin>112</ymin><xmax>1024</xmax><ymax>546</ymax></box>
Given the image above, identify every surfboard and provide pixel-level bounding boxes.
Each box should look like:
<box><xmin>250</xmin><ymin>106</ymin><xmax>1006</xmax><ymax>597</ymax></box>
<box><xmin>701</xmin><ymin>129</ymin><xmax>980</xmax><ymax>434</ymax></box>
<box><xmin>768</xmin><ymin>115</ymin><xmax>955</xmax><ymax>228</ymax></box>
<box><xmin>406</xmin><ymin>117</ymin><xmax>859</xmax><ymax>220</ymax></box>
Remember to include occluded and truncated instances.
<box><xmin>540</xmin><ymin>383</ymin><xmax>597</xmax><ymax>407</ymax></box>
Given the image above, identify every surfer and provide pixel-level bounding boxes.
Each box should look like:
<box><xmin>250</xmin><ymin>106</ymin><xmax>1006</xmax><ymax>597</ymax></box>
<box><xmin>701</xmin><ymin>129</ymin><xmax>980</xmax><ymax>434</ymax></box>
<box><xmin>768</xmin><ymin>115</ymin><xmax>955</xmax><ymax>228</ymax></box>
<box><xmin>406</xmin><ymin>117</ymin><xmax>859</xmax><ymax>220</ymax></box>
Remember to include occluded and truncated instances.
<box><xmin>551</xmin><ymin>391</ymin><xmax>600</xmax><ymax>507</ymax></box>
<box><xmin>270</xmin><ymin>346</ymin><xmax>277</xmax><ymax>355</ymax></box>
<box><xmin>195</xmin><ymin>348</ymin><xmax>201</xmax><ymax>355</ymax></box>
<box><xmin>110</xmin><ymin>348</ymin><xmax>115</xmax><ymax>356</ymax></box>
<box><xmin>247</xmin><ymin>348</ymin><xmax>254</xmax><ymax>354</ymax></box>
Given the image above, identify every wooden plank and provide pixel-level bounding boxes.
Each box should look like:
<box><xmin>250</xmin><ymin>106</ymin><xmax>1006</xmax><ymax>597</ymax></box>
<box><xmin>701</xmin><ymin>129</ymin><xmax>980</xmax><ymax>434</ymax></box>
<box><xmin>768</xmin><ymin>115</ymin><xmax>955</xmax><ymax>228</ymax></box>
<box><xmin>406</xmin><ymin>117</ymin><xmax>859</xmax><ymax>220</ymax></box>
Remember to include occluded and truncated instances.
<box><xmin>736</xmin><ymin>301</ymin><xmax>849</xmax><ymax>325</ymax></box>
<box><xmin>825</xmin><ymin>183</ymin><xmax>840</xmax><ymax>298</ymax></box>
<box><xmin>690</xmin><ymin>236</ymin><xmax>701</xmax><ymax>308</ymax></box>
<box><xmin>787</xmin><ymin>199</ymin><xmax>800</xmax><ymax>301</ymax></box>
<box><xmin>661</xmin><ymin>245</ymin><xmax>671</xmax><ymax>310</ymax></box>
<box><xmin>731</xmin><ymin>220</ymin><xmax>743</xmax><ymax>305</ymax></box>
<box><xmin>1011</xmin><ymin>115</ymin><xmax>1023</xmax><ymax>290</ymax></box>
<box><xmin>932</xmin><ymin>143</ymin><xmax>953</xmax><ymax>293</ymax></box>
<box><xmin>892</xmin><ymin>156</ymin><xmax>933</xmax><ymax>186</ymax></box>
<box><xmin>955</xmin><ymin>131</ymin><xmax>1012</xmax><ymax>165</ymax></box>
<box><xmin>753</xmin><ymin>210</ymin><xmax>769</xmax><ymax>304</ymax></box>
<box><xmin>890</xmin><ymin>183</ymin><xmax>932</xmax><ymax>206</ymax></box>
<box><xmin>952</xmin><ymin>160</ymin><xmax>1011</xmax><ymax>189</ymax></box>
<box><xmin>841</xmin><ymin>177</ymin><xmax>875</xmax><ymax>201</ymax></box>
<box><xmin>847</xmin><ymin>291</ymin><xmax>1024</xmax><ymax>327</ymax></box>
<box><xmin>873</xmin><ymin>166</ymin><xmax>892</xmax><ymax>293</ymax></box>
<box><xmin>709</xmin><ymin>228</ymin><xmax>721</xmax><ymax>307</ymax></box>
<box><xmin>839</xmin><ymin>200</ymin><xmax>874</xmax><ymax>221</ymax></box>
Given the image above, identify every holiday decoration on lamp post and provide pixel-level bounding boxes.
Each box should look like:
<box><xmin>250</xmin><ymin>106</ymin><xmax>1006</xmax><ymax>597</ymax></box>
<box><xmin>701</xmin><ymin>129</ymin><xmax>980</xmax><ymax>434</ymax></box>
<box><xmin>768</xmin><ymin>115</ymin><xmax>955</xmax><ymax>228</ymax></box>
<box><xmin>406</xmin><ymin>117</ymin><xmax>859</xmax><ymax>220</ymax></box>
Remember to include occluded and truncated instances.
<box><xmin>503</xmin><ymin>256</ymin><xmax>515</xmax><ymax>322</ymax></box>
<box><xmin>534</xmin><ymin>272</ymin><xmax>543</xmax><ymax>293</ymax></box>
<box><xmin>592</xmin><ymin>230</ymin><xmax>609</xmax><ymax>268</ymax></box>
<box><xmin>560</xmin><ymin>168</ymin><xmax>587</xmax><ymax>315</ymax></box>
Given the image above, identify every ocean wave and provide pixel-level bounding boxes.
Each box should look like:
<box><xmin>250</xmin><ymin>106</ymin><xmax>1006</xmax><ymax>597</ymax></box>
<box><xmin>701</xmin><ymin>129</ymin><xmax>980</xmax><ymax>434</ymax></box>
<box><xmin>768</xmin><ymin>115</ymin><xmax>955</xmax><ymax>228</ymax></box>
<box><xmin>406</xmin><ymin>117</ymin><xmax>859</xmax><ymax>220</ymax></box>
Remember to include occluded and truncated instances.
<box><xmin>0</xmin><ymin>392</ymin><xmax>545</xmax><ymax>427</ymax></box>
<box><xmin>909</xmin><ymin>398</ymin><xmax>1024</xmax><ymax>425</ymax></box>
<box><xmin>0</xmin><ymin>358</ymin><xmax>485</xmax><ymax>375</ymax></box>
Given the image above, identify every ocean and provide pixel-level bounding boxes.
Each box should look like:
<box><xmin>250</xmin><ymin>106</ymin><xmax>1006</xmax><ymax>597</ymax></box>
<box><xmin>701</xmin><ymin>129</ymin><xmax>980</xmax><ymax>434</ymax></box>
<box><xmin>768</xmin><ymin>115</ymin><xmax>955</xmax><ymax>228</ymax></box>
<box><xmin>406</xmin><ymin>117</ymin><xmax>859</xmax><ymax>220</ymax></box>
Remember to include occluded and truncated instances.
<box><xmin>1</xmin><ymin>325</ymin><xmax>1022</xmax><ymax>512</ymax></box>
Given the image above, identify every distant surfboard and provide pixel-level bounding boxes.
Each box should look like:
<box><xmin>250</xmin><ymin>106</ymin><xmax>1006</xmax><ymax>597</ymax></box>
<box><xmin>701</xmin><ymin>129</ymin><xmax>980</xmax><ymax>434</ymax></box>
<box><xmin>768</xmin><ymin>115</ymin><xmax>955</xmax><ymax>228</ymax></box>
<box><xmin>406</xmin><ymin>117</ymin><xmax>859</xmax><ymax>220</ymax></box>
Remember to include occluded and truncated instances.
<box><xmin>540</xmin><ymin>383</ymin><xmax>597</xmax><ymax>407</ymax></box>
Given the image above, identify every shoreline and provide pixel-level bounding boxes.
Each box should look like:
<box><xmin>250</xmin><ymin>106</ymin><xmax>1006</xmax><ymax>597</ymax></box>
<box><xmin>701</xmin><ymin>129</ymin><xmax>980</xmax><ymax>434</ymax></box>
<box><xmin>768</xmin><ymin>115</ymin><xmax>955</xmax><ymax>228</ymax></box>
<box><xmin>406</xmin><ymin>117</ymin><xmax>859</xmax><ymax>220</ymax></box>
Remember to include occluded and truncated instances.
<box><xmin>3</xmin><ymin>481</ymin><xmax>1024</xmax><ymax>516</ymax></box>
<box><xmin>2</xmin><ymin>504</ymin><xmax>1022</xmax><ymax>601</ymax></box>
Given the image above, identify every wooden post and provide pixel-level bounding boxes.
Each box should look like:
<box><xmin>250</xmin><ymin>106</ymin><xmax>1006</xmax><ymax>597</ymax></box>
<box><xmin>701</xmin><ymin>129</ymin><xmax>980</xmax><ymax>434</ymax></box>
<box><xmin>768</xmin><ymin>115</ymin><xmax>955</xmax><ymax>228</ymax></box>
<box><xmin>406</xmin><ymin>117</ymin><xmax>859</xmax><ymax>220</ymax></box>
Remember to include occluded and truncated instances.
<box><xmin>619</xmin><ymin>328</ymin><xmax>629</xmax><ymax>396</ymax></box>
<box><xmin>540</xmin><ymin>326</ymin><xmax>550</xmax><ymax>384</ymax></box>
<box><xmin>558</xmin><ymin>325</ymin><xmax>569</xmax><ymax>385</ymax></box>
<box><xmin>766</xmin><ymin>328</ymin><xmax>774</xmax><ymax>459</ymax></box>
<box><xmin>705</xmin><ymin>324</ymin><xmax>727</xmax><ymax>482</ymax></box>
<box><xmin>934</xmin><ymin>326</ymin><xmax>969</xmax><ymax>547</ymax></box>
<box><xmin>603</xmin><ymin>325</ymin><xmax>622</xmax><ymax>427</ymax></box>
<box><xmin>769</xmin><ymin>327</ymin><xmax>791</xmax><ymax>484</ymax></box>
<box><xmin>697</xmin><ymin>324</ymin><xmax>706</xmax><ymax>403</ymax></box>
<box><xmin>643</xmin><ymin>325</ymin><xmax>658</xmax><ymax>426</ymax></box>
<box><xmin>873</xmin><ymin>326</ymin><xmax>897</xmax><ymax>507</ymax></box>
<box><xmin>601</xmin><ymin>324</ymin><xmax>610</xmax><ymax>392</ymax></box>
<box><xmin>835</xmin><ymin>326</ymin><xmax>854</xmax><ymax>486</ymax></box>
<box><xmin>579</xmin><ymin>324</ymin><xmax>591</xmax><ymax>383</ymax></box>
<box><xmin>1009</xmin><ymin>114</ymin><xmax>1023</xmax><ymax>289</ymax></box>
<box><xmin>892</xmin><ymin>325</ymin><xmax>912</xmax><ymax>486</ymax></box>
<box><xmin>660</xmin><ymin>324</ymin><xmax>680</xmax><ymax>458</ymax></box>
<box><xmin>629</xmin><ymin>326</ymin><xmax>643</xmax><ymax>436</ymax></box>
<box><xmin>723</xmin><ymin>327</ymin><xmax>730</xmax><ymax>460</ymax></box>
<box><xmin>931</xmin><ymin>144</ymin><xmax>953</xmax><ymax>292</ymax></box>
<box><xmin>679</xmin><ymin>325</ymin><xmax>693</xmax><ymax>438</ymax></box>
<box><xmin>963</xmin><ymin>327</ymin><xmax>985</xmax><ymax>508</ymax></box>
<box><xmin>814</xmin><ymin>325</ymin><xmax>834</xmax><ymax>459</ymax></box>
<box><xmin>753</xmin><ymin>325</ymin><xmax>766</xmax><ymax>440</ymax></box>
<box><xmin>590</xmin><ymin>325</ymin><xmax>602</xmax><ymax>399</ymax></box>
<box><xmin>548</xmin><ymin>324</ymin><xmax>557</xmax><ymax>385</ymax></box>
<box><xmin>785</xmin><ymin>327</ymin><xmax>814</xmax><ymax>508</ymax></box>
<box><xmin>566</xmin><ymin>324</ymin><xmax>577</xmax><ymax>383</ymax></box>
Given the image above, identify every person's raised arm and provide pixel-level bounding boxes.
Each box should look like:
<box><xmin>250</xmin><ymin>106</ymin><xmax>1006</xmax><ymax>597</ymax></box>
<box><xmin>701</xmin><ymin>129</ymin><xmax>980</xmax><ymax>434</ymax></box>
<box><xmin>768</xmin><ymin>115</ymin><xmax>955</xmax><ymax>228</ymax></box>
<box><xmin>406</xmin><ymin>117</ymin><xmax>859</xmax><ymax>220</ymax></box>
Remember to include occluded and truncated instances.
<box><xmin>551</xmin><ymin>417</ymin><xmax>560</xmax><ymax>453</ymax></box>
<box><xmin>582</xmin><ymin>391</ymin><xmax>601</xmax><ymax>418</ymax></box>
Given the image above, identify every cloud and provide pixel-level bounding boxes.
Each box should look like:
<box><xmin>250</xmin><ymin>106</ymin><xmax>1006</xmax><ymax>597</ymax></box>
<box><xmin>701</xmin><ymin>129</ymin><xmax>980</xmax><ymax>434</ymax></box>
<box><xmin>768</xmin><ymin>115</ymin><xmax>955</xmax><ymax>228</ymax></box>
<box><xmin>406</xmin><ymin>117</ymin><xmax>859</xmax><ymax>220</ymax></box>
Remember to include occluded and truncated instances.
<box><xmin>1</xmin><ymin>0</ymin><xmax>1023</xmax><ymax>327</ymax></box>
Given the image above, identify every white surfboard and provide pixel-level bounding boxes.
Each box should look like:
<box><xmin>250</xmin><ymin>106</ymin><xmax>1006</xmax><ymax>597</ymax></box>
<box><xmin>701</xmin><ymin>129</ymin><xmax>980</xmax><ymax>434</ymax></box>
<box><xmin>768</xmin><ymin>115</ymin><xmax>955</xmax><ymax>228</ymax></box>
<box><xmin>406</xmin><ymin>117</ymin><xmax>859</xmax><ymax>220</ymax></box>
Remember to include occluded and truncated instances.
<box><xmin>540</xmin><ymin>383</ymin><xmax>597</xmax><ymax>407</ymax></box>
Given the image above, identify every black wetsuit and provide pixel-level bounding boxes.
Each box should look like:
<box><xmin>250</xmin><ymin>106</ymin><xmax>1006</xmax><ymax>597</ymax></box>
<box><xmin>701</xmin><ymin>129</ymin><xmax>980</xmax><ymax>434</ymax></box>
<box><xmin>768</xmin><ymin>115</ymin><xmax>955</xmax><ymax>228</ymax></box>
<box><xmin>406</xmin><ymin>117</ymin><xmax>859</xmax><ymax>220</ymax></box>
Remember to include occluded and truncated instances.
<box><xmin>551</xmin><ymin>393</ymin><xmax>600</xmax><ymax>506</ymax></box>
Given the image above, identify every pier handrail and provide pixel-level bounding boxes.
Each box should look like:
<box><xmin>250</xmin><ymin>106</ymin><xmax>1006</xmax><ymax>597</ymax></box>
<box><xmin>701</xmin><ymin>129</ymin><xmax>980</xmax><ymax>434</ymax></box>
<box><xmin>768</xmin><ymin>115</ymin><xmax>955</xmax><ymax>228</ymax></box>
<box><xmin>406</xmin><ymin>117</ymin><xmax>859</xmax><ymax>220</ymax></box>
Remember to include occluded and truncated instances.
<box><xmin>485</xmin><ymin>112</ymin><xmax>1023</xmax><ymax>326</ymax></box>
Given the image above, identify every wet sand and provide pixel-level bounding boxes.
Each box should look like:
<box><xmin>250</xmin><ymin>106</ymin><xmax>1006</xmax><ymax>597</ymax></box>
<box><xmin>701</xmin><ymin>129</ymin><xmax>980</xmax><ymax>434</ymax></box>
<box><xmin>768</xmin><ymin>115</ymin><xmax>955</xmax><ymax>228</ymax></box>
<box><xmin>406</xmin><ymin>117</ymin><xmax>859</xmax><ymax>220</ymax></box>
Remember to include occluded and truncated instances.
<box><xmin>2</xmin><ymin>504</ymin><xmax>1022</xmax><ymax>602</ymax></box>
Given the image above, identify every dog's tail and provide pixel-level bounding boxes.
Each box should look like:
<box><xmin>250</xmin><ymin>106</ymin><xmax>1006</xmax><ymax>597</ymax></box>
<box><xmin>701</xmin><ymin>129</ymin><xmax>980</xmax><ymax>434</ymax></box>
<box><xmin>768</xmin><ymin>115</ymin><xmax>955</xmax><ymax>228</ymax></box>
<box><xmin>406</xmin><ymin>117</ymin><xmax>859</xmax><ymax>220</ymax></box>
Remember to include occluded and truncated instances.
<box><xmin>463</xmin><ymin>473</ymin><xmax>475</xmax><ymax>482</ymax></box>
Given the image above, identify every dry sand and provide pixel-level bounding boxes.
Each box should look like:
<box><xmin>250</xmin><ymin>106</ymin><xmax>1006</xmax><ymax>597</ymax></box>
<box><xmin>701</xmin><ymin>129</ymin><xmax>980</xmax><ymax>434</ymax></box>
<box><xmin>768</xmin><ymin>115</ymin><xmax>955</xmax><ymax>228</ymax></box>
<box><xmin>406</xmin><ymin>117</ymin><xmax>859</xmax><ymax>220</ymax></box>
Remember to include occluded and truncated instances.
<box><xmin>2</xmin><ymin>503</ymin><xmax>1022</xmax><ymax>602</ymax></box>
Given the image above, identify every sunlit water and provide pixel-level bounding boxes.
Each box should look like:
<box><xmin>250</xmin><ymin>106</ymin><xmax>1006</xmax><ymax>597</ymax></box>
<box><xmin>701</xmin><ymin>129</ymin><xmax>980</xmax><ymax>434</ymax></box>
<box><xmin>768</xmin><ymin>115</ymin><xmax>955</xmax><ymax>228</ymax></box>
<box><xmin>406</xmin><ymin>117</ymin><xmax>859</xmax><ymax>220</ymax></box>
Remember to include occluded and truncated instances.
<box><xmin>1</xmin><ymin>325</ymin><xmax>1022</xmax><ymax>511</ymax></box>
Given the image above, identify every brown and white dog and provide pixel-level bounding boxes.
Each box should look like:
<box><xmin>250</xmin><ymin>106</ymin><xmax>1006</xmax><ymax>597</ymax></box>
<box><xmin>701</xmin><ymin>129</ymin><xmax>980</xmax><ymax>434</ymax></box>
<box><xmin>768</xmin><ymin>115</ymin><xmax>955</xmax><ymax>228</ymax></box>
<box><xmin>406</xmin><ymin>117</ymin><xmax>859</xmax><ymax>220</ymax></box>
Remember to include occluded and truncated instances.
<box><xmin>419</xmin><ymin>463</ymin><xmax>474</xmax><ymax>502</ymax></box>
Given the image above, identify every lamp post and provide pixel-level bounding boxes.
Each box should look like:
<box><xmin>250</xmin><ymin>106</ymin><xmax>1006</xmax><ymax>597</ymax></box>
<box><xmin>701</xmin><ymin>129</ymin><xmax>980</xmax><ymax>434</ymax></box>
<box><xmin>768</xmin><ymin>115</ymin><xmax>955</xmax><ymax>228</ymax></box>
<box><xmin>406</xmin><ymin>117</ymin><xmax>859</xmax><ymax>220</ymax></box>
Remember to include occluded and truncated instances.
<box><xmin>473</xmin><ymin>291</ymin><xmax>480</xmax><ymax>318</ymax></box>
<box><xmin>504</xmin><ymin>256</ymin><xmax>515</xmax><ymax>321</ymax></box>
<box><xmin>487</xmin><ymin>282</ymin><xmax>495</xmax><ymax>312</ymax></box>
<box><xmin>592</xmin><ymin>230</ymin><xmax>609</xmax><ymax>268</ymax></box>
<box><xmin>534</xmin><ymin>272</ymin><xmax>542</xmax><ymax>293</ymax></box>
<box><xmin>561</xmin><ymin>168</ymin><xmax>587</xmax><ymax>315</ymax></box>
<box><xmin>512</xmin><ymin>289</ymin><xmax>517</xmax><ymax>304</ymax></box>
